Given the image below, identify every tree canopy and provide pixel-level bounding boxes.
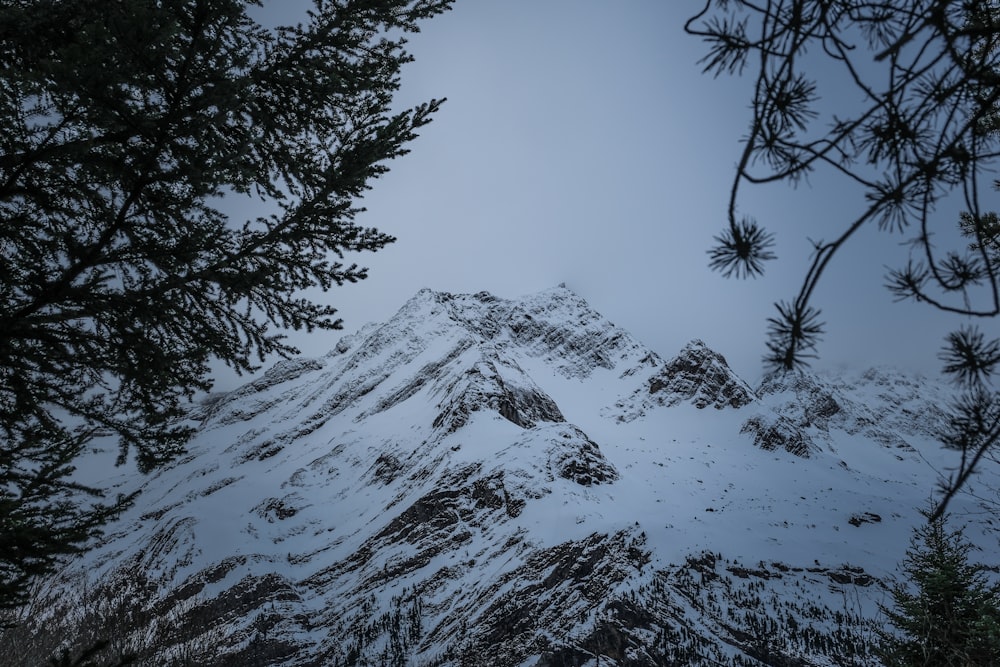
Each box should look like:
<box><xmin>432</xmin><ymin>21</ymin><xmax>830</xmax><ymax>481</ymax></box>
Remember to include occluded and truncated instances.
<box><xmin>0</xmin><ymin>0</ymin><xmax>451</xmax><ymax>610</ymax></box>
<box><xmin>686</xmin><ymin>0</ymin><xmax>1000</xmax><ymax>518</ymax></box>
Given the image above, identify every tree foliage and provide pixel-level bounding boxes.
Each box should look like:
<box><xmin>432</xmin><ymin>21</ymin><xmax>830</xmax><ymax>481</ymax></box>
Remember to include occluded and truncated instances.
<box><xmin>0</xmin><ymin>0</ymin><xmax>451</xmax><ymax>610</ymax></box>
<box><xmin>686</xmin><ymin>0</ymin><xmax>1000</xmax><ymax>518</ymax></box>
<box><xmin>878</xmin><ymin>512</ymin><xmax>1000</xmax><ymax>666</ymax></box>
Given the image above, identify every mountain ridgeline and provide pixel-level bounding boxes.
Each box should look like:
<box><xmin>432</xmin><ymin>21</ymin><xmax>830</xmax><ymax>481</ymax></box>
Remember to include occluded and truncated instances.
<box><xmin>2</xmin><ymin>286</ymin><xmax>993</xmax><ymax>666</ymax></box>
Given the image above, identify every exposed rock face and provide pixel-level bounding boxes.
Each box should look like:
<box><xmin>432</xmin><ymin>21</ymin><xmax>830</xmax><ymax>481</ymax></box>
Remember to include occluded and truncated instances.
<box><xmin>2</xmin><ymin>286</ymin><xmax>986</xmax><ymax>667</ymax></box>
<box><xmin>646</xmin><ymin>339</ymin><xmax>756</xmax><ymax>409</ymax></box>
<box><xmin>611</xmin><ymin>339</ymin><xmax>756</xmax><ymax>422</ymax></box>
<box><xmin>742</xmin><ymin>367</ymin><xmax>952</xmax><ymax>458</ymax></box>
<box><xmin>741</xmin><ymin>413</ymin><xmax>815</xmax><ymax>457</ymax></box>
<box><xmin>431</xmin><ymin>356</ymin><xmax>566</xmax><ymax>433</ymax></box>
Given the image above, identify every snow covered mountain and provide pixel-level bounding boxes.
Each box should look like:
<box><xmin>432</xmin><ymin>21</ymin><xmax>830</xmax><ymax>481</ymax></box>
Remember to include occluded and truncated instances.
<box><xmin>4</xmin><ymin>286</ymin><xmax>997</xmax><ymax>666</ymax></box>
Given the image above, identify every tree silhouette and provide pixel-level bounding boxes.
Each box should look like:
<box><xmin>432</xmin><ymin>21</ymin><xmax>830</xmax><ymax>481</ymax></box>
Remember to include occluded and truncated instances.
<box><xmin>0</xmin><ymin>0</ymin><xmax>451</xmax><ymax>610</ymax></box>
<box><xmin>686</xmin><ymin>0</ymin><xmax>1000</xmax><ymax>519</ymax></box>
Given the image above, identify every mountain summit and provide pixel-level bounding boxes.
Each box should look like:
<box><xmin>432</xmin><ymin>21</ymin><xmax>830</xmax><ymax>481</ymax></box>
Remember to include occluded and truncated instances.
<box><xmin>4</xmin><ymin>287</ymin><xmax>994</xmax><ymax>666</ymax></box>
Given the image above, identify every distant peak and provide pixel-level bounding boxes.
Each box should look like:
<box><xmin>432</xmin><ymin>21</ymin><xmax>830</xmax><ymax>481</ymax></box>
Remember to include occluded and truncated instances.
<box><xmin>650</xmin><ymin>339</ymin><xmax>755</xmax><ymax>409</ymax></box>
<box><xmin>680</xmin><ymin>338</ymin><xmax>723</xmax><ymax>359</ymax></box>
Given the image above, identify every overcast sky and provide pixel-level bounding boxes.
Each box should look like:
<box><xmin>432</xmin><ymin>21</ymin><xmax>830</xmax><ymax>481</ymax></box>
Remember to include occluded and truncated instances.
<box><xmin>225</xmin><ymin>1</ymin><xmax>987</xmax><ymax>388</ymax></box>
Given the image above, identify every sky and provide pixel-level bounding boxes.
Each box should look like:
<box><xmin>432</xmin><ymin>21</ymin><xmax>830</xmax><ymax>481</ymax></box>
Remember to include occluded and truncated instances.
<box><xmin>222</xmin><ymin>0</ymin><xmax>989</xmax><ymax>388</ymax></box>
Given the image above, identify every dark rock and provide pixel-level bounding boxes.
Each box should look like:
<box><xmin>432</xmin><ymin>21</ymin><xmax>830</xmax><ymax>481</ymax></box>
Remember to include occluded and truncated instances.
<box><xmin>646</xmin><ymin>340</ymin><xmax>756</xmax><ymax>410</ymax></box>
<box><xmin>741</xmin><ymin>414</ymin><xmax>814</xmax><ymax>457</ymax></box>
<box><xmin>827</xmin><ymin>566</ymin><xmax>876</xmax><ymax>586</ymax></box>
<box><xmin>433</xmin><ymin>359</ymin><xmax>566</xmax><ymax>433</ymax></box>
<box><xmin>371</xmin><ymin>453</ymin><xmax>402</xmax><ymax>484</ymax></box>
<box><xmin>848</xmin><ymin>512</ymin><xmax>883</xmax><ymax>527</ymax></box>
<box><xmin>551</xmin><ymin>430</ymin><xmax>619</xmax><ymax>486</ymax></box>
<box><xmin>252</xmin><ymin>496</ymin><xmax>301</xmax><ymax>522</ymax></box>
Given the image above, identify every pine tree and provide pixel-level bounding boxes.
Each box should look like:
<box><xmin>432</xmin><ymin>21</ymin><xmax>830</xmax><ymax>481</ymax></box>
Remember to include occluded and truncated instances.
<box><xmin>0</xmin><ymin>0</ymin><xmax>451</xmax><ymax>611</ymax></box>
<box><xmin>878</xmin><ymin>513</ymin><xmax>1000</xmax><ymax>666</ymax></box>
<box><xmin>687</xmin><ymin>0</ymin><xmax>1000</xmax><ymax>518</ymax></box>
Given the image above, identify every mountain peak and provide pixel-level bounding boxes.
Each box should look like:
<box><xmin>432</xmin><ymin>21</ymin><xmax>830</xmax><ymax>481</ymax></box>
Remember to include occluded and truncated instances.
<box><xmin>369</xmin><ymin>286</ymin><xmax>651</xmax><ymax>383</ymax></box>
<box><xmin>612</xmin><ymin>338</ymin><xmax>756</xmax><ymax>421</ymax></box>
<box><xmin>651</xmin><ymin>338</ymin><xmax>756</xmax><ymax>408</ymax></box>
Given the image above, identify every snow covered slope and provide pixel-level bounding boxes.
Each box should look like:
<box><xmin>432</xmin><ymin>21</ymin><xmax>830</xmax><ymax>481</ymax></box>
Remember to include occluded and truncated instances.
<box><xmin>4</xmin><ymin>286</ymin><xmax>997</xmax><ymax>666</ymax></box>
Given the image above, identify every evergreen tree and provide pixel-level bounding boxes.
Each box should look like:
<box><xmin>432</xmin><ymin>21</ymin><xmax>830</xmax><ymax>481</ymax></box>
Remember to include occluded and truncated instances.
<box><xmin>686</xmin><ymin>1</ymin><xmax>1000</xmax><ymax>518</ymax></box>
<box><xmin>879</xmin><ymin>513</ymin><xmax>1000</xmax><ymax>666</ymax></box>
<box><xmin>0</xmin><ymin>0</ymin><xmax>451</xmax><ymax>611</ymax></box>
